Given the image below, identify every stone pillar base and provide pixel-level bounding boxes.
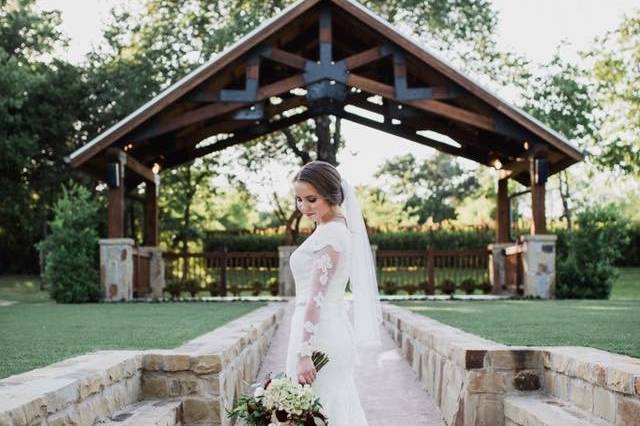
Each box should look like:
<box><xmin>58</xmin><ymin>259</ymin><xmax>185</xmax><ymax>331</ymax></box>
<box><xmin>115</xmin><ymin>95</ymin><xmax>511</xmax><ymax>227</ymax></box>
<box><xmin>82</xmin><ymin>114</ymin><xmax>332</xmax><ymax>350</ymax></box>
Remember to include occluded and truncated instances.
<box><xmin>100</xmin><ymin>238</ymin><xmax>134</xmax><ymax>301</ymax></box>
<box><xmin>278</xmin><ymin>246</ymin><xmax>297</xmax><ymax>297</ymax></box>
<box><xmin>138</xmin><ymin>246</ymin><xmax>165</xmax><ymax>299</ymax></box>
<box><xmin>488</xmin><ymin>243</ymin><xmax>513</xmax><ymax>294</ymax></box>
<box><xmin>520</xmin><ymin>234</ymin><xmax>557</xmax><ymax>299</ymax></box>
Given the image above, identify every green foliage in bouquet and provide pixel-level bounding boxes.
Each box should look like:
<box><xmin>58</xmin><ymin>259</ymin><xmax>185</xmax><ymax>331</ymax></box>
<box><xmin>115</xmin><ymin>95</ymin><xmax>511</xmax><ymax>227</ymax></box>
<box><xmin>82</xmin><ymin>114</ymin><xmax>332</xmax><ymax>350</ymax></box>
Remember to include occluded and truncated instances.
<box><xmin>37</xmin><ymin>183</ymin><xmax>101</xmax><ymax>303</ymax></box>
<box><xmin>227</xmin><ymin>351</ymin><xmax>329</xmax><ymax>426</ymax></box>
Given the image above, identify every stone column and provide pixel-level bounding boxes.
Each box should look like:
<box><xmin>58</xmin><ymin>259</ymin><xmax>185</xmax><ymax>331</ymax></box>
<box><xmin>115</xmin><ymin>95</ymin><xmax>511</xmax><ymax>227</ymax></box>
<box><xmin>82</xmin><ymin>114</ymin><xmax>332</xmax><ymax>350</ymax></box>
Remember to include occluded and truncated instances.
<box><xmin>278</xmin><ymin>246</ymin><xmax>297</xmax><ymax>297</ymax></box>
<box><xmin>100</xmin><ymin>238</ymin><xmax>134</xmax><ymax>301</ymax></box>
<box><xmin>487</xmin><ymin>243</ymin><xmax>513</xmax><ymax>294</ymax></box>
<box><xmin>520</xmin><ymin>234</ymin><xmax>557</xmax><ymax>298</ymax></box>
<box><xmin>138</xmin><ymin>246</ymin><xmax>165</xmax><ymax>299</ymax></box>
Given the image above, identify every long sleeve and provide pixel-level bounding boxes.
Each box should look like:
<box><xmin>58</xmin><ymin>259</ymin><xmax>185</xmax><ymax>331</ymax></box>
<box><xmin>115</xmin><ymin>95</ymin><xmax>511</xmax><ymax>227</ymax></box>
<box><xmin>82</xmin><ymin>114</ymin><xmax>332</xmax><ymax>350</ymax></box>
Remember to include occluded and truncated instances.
<box><xmin>297</xmin><ymin>242</ymin><xmax>342</xmax><ymax>359</ymax></box>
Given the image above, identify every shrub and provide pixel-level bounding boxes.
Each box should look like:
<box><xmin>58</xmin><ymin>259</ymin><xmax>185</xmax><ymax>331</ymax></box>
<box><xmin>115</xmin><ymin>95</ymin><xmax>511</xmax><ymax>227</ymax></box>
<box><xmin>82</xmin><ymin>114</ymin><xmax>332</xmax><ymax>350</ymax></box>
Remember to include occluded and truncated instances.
<box><xmin>183</xmin><ymin>279</ymin><xmax>201</xmax><ymax>297</ymax></box>
<box><xmin>267</xmin><ymin>277</ymin><xmax>279</xmax><ymax>296</ymax></box>
<box><xmin>37</xmin><ymin>183</ymin><xmax>101</xmax><ymax>303</ymax></box>
<box><xmin>250</xmin><ymin>280</ymin><xmax>263</xmax><ymax>296</ymax></box>
<box><xmin>164</xmin><ymin>279</ymin><xmax>182</xmax><ymax>298</ymax></box>
<box><xmin>460</xmin><ymin>278</ymin><xmax>476</xmax><ymax>295</ymax></box>
<box><xmin>480</xmin><ymin>280</ymin><xmax>493</xmax><ymax>294</ymax></box>
<box><xmin>556</xmin><ymin>205</ymin><xmax>630</xmax><ymax>299</ymax></box>
<box><xmin>207</xmin><ymin>279</ymin><xmax>219</xmax><ymax>296</ymax></box>
<box><xmin>440</xmin><ymin>279</ymin><xmax>456</xmax><ymax>295</ymax></box>
<box><xmin>403</xmin><ymin>283</ymin><xmax>418</xmax><ymax>295</ymax></box>
<box><xmin>383</xmin><ymin>280</ymin><xmax>398</xmax><ymax>295</ymax></box>
<box><xmin>419</xmin><ymin>280</ymin><xmax>434</xmax><ymax>295</ymax></box>
<box><xmin>229</xmin><ymin>283</ymin><xmax>240</xmax><ymax>296</ymax></box>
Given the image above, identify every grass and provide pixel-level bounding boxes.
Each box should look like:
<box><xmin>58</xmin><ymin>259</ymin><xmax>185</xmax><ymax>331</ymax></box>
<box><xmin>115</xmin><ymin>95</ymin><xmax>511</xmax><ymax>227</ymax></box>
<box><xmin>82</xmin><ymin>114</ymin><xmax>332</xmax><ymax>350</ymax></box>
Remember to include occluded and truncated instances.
<box><xmin>0</xmin><ymin>267</ymin><xmax>637</xmax><ymax>377</ymax></box>
<box><xmin>610</xmin><ymin>267</ymin><xmax>640</xmax><ymax>300</ymax></box>
<box><xmin>395</xmin><ymin>299</ymin><xmax>640</xmax><ymax>359</ymax></box>
<box><xmin>0</xmin><ymin>275</ymin><xmax>266</xmax><ymax>378</ymax></box>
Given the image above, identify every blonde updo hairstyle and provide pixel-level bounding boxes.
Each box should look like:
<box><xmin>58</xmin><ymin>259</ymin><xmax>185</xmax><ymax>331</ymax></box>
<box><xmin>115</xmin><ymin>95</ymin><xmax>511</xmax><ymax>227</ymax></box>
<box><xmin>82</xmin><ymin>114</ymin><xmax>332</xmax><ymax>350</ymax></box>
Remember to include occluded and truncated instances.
<box><xmin>293</xmin><ymin>160</ymin><xmax>345</xmax><ymax>209</ymax></box>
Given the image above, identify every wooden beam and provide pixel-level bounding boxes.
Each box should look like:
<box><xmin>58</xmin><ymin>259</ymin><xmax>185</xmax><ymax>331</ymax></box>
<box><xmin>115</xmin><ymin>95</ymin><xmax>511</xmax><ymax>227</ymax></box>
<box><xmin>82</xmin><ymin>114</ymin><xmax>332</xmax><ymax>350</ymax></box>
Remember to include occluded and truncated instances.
<box><xmin>346</xmin><ymin>73</ymin><xmax>395</xmax><ymax>98</ymax></box>
<box><xmin>108</xmin><ymin>148</ymin><xmax>155</xmax><ymax>183</ymax></box>
<box><xmin>496</xmin><ymin>175</ymin><xmax>510</xmax><ymax>243</ymax></box>
<box><xmin>130</xmin><ymin>102</ymin><xmax>244</xmax><ymax>143</ymax></box>
<box><xmin>257</xmin><ymin>74</ymin><xmax>305</xmax><ymax>99</ymax></box>
<box><xmin>106</xmin><ymin>155</ymin><xmax>126</xmax><ymax>238</ymax></box>
<box><xmin>530</xmin><ymin>153</ymin><xmax>547</xmax><ymax>235</ymax></box>
<box><xmin>144</xmin><ymin>177</ymin><xmax>159</xmax><ymax>246</ymax></box>
<box><xmin>267</xmin><ymin>47</ymin><xmax>307</xmax><ymax>70</ymax></box>
<box><xmin>344</xmin><ymin>46</ymin><xmax>386</xmax><ymax>70</ymax></box>
<box><xmin>347</xmin><ymin>73</ymin><xmax>496</xmax><ymax>132</ymax></box>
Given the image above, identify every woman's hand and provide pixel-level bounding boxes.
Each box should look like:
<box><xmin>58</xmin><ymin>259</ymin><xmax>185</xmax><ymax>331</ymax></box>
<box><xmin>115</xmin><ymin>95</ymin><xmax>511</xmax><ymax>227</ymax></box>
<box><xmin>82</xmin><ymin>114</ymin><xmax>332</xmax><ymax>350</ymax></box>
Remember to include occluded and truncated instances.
<box><xmin>296</xmin><ymin>355</ymin><xmax>317</xmax><ymax>385</ymax></box>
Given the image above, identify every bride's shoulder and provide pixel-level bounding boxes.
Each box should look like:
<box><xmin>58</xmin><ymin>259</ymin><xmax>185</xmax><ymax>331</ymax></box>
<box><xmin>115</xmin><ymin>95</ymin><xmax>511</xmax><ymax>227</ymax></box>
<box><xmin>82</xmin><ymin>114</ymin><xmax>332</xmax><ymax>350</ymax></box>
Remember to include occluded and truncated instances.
<box><xmin>310</xmin><ymin>220</ymin><xmax>349</xmax><ymax>252</ymax></box>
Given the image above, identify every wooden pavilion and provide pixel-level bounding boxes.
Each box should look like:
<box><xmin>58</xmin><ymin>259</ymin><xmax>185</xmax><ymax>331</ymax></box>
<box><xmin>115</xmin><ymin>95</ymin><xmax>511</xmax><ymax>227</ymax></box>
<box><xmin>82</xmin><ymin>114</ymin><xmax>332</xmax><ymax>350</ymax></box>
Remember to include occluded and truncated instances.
<box><xmin>67</xmin><ymin>0</ymin><xmax>584</xmax><ymax>299</ymax></box>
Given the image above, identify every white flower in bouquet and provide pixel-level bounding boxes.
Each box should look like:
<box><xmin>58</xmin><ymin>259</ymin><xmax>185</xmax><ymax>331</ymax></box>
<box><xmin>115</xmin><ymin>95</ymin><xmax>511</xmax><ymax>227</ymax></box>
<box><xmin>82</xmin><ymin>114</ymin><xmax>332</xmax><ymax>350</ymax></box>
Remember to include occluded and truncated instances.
<box><xmin>253</xmin><ymin>385</ymin><xmax>265</xmax><ymax>398</ymax></box>
<box><xmin>263</xmin><ymin>377</ymin><xmax>316</xmax><ymax>417</ymax></box>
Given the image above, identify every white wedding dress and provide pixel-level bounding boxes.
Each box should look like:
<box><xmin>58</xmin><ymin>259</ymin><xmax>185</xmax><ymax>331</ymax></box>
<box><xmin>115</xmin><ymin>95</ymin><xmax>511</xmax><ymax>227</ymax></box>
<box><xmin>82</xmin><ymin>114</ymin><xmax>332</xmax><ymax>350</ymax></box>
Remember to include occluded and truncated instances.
<box><xmin>285</xmin><ymin>220</ymin><xmax>368</xmax><ymax>425</ymax></box>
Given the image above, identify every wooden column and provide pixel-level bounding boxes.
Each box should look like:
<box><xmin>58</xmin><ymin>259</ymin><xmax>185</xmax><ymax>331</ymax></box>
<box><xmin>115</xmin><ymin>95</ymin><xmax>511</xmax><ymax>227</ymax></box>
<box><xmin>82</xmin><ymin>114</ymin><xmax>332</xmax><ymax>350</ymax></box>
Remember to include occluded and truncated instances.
<box><xmin>107</xmin><ymin>157</ymin><xmax>125</xmax><ymax>238</ymax></box>
<box><xmin>529</xmin><ymin>148</ymin><xmax>548</xmax><ymax>235</ymax></box>
<box><xmin>496</xmin><ymin>172</ymin><xmax>511</xmax><ymax>243</ymax></box>
<box><xmin>144</xmin><ymin>175</ymin><xmax>159</xmax><ymax>246</ymax></box>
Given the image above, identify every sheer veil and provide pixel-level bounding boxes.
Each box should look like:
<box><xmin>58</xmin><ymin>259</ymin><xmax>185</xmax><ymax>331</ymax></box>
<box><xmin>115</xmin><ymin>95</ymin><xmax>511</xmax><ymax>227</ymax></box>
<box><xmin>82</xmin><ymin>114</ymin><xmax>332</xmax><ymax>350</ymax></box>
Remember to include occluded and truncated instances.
<box><xmin>340</xmin><ymin>178</ymin><xmax>383</xmax><ymax>350</ymax></box>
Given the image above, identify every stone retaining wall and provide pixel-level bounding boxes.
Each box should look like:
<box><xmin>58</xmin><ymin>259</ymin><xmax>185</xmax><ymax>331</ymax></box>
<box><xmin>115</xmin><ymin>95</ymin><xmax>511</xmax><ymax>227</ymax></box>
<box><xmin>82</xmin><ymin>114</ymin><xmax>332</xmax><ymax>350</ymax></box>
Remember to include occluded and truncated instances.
<box><xmin>543</xmin><ymin>347</ymin><xmax>640</xmax><ymax>424</ymax></box>
<box><xmin>0</xmin><ymin>302</ymin><xmax>286</xmax><ymax>426</ymax></box>
<box><xmin>383</xmin><ymin>304</ymin><xmax>640</xmax><ymax>426</ymax></box>
<box><xmin>141</xmin><ymin>303</ymin><xmax>285</xmax><ymax>425</ymax></box>
<box><xmin>0</xmin><ymin>351</ymin><xmax>143</xmax><ymax>426</ymax></box>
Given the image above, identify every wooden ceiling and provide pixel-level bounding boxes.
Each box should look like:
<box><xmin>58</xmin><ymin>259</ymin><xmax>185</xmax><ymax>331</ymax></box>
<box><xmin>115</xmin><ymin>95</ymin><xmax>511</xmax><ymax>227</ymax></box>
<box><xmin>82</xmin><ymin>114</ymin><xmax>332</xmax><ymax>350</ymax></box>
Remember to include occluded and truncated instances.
<box><xmin>68</xmin><ymin>0</ymin><xmax>584</xmax><ymax>187</ymax></box>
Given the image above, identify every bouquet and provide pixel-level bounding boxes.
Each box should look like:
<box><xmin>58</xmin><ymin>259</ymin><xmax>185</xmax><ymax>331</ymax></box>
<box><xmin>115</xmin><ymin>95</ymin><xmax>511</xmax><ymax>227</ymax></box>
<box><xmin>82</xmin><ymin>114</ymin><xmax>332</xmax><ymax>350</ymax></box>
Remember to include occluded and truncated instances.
<box><xmin>226</xmin><ymin>351</ymin><xmax>330</xmax><ymax>426</ymax></box>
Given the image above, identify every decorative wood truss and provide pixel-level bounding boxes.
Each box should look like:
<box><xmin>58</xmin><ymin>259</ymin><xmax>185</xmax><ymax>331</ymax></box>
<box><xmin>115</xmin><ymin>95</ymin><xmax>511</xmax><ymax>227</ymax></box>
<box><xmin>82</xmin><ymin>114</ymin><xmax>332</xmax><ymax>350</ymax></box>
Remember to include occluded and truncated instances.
<box><xmin>68</xmin><ymin>0</ymin><xmax>585</xmax><ymax>240</ymax></box>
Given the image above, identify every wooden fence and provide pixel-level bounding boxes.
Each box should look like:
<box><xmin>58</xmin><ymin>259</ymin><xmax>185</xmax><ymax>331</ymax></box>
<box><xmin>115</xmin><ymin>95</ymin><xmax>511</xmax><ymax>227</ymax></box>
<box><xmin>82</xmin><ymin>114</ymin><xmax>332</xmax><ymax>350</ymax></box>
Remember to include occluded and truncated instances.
<box><xmin>164</xmin><ymin>247</ymin><xmax>490</xmax><ymax>296</ymax></box>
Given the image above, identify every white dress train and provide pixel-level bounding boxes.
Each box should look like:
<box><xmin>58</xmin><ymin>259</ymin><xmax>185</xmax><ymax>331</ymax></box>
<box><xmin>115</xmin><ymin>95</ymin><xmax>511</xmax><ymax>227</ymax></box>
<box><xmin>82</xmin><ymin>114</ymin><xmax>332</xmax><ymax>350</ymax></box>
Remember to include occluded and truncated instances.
<box><xmin>285</xmin><ymin>220</ymin><xmax>368</xmax><ymax>426</ymax></box>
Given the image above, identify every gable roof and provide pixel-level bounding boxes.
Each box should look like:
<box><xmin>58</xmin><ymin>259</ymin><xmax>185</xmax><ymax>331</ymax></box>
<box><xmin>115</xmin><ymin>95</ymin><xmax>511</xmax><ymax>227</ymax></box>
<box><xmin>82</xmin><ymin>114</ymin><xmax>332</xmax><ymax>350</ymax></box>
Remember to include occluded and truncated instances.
<box><xmin>68</xmin><ymin>0</ymin><xmax>584</xmax><ymax>185</ymax></box>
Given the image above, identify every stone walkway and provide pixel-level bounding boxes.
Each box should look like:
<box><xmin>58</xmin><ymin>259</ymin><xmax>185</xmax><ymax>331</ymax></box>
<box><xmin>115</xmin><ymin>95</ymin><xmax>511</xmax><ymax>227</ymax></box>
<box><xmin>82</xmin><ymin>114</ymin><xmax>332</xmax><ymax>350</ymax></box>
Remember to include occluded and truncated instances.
<box><xmin>255</xmin><ymin>301</ymin><xmax>445</xmax><ymax>426</ymax></box>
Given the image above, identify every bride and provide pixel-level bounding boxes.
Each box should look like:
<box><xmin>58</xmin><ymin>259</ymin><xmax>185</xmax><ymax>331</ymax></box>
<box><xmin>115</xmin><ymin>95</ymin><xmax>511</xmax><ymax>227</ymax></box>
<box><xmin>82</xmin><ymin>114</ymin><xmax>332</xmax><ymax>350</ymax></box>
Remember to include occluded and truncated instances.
<box><xmin>284</xmin><ymin>161</ymin><xmax>383</xmax><ymax>425</ymax></box>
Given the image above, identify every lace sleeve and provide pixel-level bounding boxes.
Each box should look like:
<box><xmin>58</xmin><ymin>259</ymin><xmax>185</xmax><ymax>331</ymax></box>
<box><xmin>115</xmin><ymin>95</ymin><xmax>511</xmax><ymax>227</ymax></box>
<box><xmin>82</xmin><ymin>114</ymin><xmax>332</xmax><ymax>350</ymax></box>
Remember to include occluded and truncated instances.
<box><xmin>298</xmin><ymin>243</ymin><xmax>342</xmax><ymax>359</ymax></box>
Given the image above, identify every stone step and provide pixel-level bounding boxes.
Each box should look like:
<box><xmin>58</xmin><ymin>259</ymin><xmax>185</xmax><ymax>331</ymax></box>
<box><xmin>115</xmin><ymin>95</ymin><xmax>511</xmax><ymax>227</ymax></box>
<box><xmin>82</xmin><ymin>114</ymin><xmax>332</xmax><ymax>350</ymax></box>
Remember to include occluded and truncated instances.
<box><xmin>96</xmin><ymin>399</ymin><xmax>183</xmax><ymax>426</ymax></box>
<box><xmin>504</xmin><ymin>393</ymin><xmax>613</xmax><ymax>426</ymax></box>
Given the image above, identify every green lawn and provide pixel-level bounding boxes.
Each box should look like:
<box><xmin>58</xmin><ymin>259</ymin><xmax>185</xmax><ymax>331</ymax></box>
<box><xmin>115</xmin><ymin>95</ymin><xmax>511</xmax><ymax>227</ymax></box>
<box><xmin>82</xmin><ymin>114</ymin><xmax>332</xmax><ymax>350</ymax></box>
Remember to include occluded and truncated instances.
<box><xmin>0</xmin><ymin>267</ymin><xmax>637</xmax><ymax>378</ymax></box>
<box><xmin>393</xmin><ymin>267</ymin><xmax>640</xmax><ymax>358</ymax></box>
<box><xmin>610</xmin><ymin>267</ymin><xmax>640</xmax><ymax>300</ymax></box>
<box><xmin>395</xmin><ymin>299</ymin><xmax>640</xmax><ymax>358</ymax></box>
<box><xmin>0</xmin><ymin>277</ymin><xmax>266</xmax><ymax>378</ymax></box>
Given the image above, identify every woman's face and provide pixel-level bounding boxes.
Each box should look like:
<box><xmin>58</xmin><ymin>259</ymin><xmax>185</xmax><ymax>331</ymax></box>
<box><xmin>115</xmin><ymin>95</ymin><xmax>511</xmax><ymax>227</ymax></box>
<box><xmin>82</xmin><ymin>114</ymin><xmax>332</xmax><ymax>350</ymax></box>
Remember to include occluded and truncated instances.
<box><xmin>293</xmin><ymin>180</ymin><xmax>334</xmax><ymax>223</ymax></box>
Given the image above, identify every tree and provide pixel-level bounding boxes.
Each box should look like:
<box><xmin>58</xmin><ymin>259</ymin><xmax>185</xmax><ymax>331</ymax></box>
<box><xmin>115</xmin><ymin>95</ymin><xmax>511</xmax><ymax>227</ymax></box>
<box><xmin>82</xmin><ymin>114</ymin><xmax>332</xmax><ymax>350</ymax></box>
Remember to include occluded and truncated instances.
<box><xmin>587</xmin><ymin>11</ymin><xmax>640</xmax><ymax>175</ymax></box>
<box><xmin>522</xmin><ymin>49</ymin><xmax>598</xmax><ymax>229</ymax></box>
<box><xmin>0</xmin><ymin>0</ymin><xmax>90</xmax><ymax>273</ymax></box>
<box><xmin>375</xmin><ymin>153</ymin><xmax>479</xmax><ymax>224</ymax></box>
<box><xmin>37</xmin><ymin>183</ymin><xmax>101</xmax><ymax>303</ymax></box>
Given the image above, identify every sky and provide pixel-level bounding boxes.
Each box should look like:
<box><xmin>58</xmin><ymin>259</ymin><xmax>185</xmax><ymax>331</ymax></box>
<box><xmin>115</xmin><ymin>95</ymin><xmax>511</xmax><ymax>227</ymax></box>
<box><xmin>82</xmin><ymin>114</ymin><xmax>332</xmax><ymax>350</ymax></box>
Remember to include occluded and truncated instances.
<box><xmin>37</xmin><ymin>0</ymin><xmax>640</xmax><ymax>212</ymax></box>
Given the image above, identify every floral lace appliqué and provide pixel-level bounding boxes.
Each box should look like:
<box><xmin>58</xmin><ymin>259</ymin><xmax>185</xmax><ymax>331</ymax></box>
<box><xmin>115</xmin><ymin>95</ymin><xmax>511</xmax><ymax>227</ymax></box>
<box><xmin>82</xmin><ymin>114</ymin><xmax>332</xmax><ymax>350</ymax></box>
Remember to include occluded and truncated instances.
<box><xmin>313</xmin><ymin>253</ymin><xmax>333</xmax><ymax>286</ymax></box>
